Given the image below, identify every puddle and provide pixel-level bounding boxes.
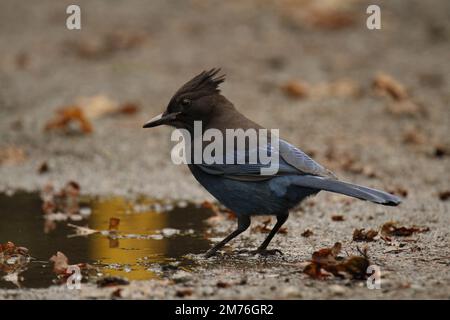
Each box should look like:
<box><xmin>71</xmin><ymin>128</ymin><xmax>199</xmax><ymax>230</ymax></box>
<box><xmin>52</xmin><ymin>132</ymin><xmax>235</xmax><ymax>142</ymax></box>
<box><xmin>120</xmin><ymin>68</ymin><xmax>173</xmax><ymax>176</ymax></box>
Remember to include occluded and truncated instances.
<box><xmin>0</xmin><ymin>192</ymin><xmax>212</xmax><ymax>289</ymax></box>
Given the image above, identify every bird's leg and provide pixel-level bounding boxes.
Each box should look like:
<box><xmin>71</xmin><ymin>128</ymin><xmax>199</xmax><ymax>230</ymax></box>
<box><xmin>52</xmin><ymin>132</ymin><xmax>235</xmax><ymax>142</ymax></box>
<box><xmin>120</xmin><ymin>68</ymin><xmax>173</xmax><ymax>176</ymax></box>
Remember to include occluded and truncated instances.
<box><xmin>204</xmin><ymin>215</ymin><xmax>251</xmax><ymax>258</ymax></box>
<box><xmin>253</xmin><ymin>213</ymin><xmax>289</xmax><ymax>256</ymax></box>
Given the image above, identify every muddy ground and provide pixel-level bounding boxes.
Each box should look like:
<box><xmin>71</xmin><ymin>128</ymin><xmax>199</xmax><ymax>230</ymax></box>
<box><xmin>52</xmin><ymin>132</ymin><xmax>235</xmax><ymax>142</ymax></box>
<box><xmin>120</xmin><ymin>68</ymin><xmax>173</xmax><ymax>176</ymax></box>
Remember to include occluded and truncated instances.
<box><xmin>0</xmin><ymin>0</ymin><xmax>449</xmax><ymax>299</ymax></box>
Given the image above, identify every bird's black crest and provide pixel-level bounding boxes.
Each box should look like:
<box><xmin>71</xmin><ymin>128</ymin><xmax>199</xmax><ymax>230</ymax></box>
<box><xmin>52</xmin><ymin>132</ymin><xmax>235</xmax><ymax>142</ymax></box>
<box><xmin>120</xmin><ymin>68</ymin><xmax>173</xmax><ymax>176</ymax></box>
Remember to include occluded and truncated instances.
<box><xmin>175</xmin><ymin>68</ymin><xmax>225</xmax><ymax>97</ymax></box>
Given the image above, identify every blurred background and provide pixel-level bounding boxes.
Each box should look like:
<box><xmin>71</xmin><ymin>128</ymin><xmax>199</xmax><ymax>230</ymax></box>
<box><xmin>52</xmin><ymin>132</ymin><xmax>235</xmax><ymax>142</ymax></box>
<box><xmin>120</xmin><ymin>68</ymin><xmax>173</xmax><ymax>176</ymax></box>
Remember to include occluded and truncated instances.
<box><xmin>0</xmin><ymin>0</ymin><xmax>449</xmax><ymax>202</ymax></box>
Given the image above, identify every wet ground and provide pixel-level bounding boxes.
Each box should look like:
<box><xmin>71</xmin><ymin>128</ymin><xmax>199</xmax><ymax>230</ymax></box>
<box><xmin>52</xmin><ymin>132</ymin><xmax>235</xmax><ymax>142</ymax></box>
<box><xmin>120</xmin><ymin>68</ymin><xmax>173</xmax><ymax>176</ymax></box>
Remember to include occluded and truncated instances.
<box><xmin>0</xmin><ymin>0</ymin><xmax>449</xmax><ymax>299</ymax></box>
<box><xmin>0</xmin><ymin>192</ymin><xmax>211</xmax><ymax>289</ymax></box>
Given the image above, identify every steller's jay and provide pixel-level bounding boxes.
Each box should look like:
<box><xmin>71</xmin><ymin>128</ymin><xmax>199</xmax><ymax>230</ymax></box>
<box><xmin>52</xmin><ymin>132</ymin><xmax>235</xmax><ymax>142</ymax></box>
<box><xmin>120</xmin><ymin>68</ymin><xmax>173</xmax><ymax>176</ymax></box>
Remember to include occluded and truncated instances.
<box><xmin>143</xmin><ymin>69</ymin><xmax>401</xmax><ymax>258</ymax></box>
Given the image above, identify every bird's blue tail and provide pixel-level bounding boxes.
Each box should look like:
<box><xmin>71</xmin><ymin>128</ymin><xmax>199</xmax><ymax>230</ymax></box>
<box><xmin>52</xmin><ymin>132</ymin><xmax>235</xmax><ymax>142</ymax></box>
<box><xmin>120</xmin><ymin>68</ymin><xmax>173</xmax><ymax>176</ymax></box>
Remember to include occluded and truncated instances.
<box><xmin>293</xmin><ymin>175</ymin><xmax>401</xmax><ymax>206</ymax></box>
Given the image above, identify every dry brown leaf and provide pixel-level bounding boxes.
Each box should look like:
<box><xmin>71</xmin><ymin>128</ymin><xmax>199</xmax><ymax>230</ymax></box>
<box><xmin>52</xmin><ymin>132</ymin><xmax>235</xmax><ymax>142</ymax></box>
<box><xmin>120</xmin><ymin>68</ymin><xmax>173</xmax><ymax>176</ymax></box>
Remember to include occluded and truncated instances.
<box><xmin>301</xmin><ymin>229</ymin><xmax>314</xmax><ymax>237</ymax></box>
<box><xmin>49</xmin><ymin>251</ymin><xmax>69</xmax><ymax>275</ymax></box>
<box><xmin>176</xmin><ymin>288</ymin><xmax>194</xmax><ymax>297</ymax></box>
<box><xmin>353</xmin><ymin>228</ymin><xmax>378</xmax><ymax>242</ymax></box>
<box><xmin>381</xmin><ymin>221</ymin><xmax>429</xmax><ymax>237</ymax></box>
<box><xmin>117</xmin><ymin>102</ymin><xmax>140</xmax><ymax>115</ymax></box>
<box><xmin>306</xmin><ymin>9</ymin><xmax>355</xmax><ymax>30</ymax></box>
<box><xmin>281</xmin><ymin>80</ymin><xmax>309</xmax><ymax>99</ymax></box>
<box><xmin>97</xmin><ymin>276</ymin><xmax>129</xmax><ymax>288</ymax></box>
<box><xmin>44</xmin><ymin>105</ymin><xmax>93</xmax><ymax>134</ymax></box>
<box><xmin>37</xmin><ymin>161</ymin><xmax>50</xmax><ymax>174</ymax></box>
<box><xmin>331</xmin><ymin>215</ymin><xmax>344</xmax><ymax>222</ymax></box>
<box><xmin>433</xmin><ymin>144</ymin><xmax>449</xmax><ymax>158</ymax></box>
<box><xmin>438</xmin><ymin>191</ymin><xmax>450</xmax><ymax>201</ymax></box>
<box><xmin>40</xmin><ymin>181</ymin><xmax>82</xmax><ymax>217</ymax></box>
<box><xmin>373</xmin><ymin>73</ymin><xmax>408</xmax><ymax>101</ymax></box>
<box><xmin>44</xmin><ymin>95</ymin><xmax>137</xmax><ymax>134</ymax></box>
<box><xmin>304</xmin><ymin>243</ymin><xmax>370</xmax><ymax>280</ymax></box>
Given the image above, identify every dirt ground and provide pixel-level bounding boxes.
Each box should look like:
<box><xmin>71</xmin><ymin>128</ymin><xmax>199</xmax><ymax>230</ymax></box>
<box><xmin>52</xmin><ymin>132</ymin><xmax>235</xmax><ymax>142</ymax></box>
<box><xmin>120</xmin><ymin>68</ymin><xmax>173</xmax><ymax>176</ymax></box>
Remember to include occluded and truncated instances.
<box><xmin>0</xmin><ymin>0</ymin><xmax>449</xmax><ymax>299</ymax></box>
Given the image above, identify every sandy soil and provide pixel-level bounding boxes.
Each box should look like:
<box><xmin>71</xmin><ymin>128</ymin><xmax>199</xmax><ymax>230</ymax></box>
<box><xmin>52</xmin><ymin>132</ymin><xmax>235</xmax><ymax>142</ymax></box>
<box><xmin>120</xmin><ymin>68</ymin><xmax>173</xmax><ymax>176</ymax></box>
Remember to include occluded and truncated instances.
<box><xmin>0</xmin><ymin>0</ymin><xmax>449</xmax><ymax>299</ymax></box>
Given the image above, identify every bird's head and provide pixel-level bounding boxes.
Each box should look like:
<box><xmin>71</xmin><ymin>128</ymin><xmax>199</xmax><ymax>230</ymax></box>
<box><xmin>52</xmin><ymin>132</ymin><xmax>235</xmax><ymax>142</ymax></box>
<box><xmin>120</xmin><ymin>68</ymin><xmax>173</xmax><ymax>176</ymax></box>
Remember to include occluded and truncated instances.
<box><xmin>143</xmin><ymin>68</ymin><xmax>226</xmax><ymax>130</ymax></box>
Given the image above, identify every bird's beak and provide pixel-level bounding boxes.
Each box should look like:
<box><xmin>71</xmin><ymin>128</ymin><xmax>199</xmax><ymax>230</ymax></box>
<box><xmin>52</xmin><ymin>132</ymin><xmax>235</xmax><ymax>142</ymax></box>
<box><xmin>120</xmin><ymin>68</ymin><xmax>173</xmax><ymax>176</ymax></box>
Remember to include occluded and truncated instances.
<box><xmin>142</xmin><ymin>112</ymin><xmax>180</xmax><ymax>128</ymax></box>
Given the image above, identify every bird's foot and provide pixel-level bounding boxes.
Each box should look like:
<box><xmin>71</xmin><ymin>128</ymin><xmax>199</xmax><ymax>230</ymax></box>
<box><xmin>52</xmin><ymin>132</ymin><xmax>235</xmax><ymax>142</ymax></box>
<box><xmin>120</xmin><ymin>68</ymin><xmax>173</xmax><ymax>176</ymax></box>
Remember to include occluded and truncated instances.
<box><xmin>204</xmin><ymin>249</ymin><xmax>219</xmax><ymax>259</ymax></box>
<box><xmin>250</xmin><ymin>248</ymin><xmax>283</xmax><ymax>256</ymax></box>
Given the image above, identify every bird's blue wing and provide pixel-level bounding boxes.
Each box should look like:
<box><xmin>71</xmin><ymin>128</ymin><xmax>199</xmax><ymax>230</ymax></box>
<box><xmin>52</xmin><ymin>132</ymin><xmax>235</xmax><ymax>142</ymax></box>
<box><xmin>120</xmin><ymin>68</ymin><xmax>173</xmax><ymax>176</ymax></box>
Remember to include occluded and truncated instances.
<box><xmin>195</xmin><ymin>139</ymin><xmax>336</xmax><ymax>181</ymax></box>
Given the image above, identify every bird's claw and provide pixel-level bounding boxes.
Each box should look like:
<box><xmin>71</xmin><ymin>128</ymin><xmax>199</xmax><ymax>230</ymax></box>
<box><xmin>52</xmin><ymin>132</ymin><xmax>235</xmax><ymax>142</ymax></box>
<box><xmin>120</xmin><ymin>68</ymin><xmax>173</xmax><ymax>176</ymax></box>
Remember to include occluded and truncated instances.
<box><xmin>204</xmin><ymin>249</ymin><xmax>219</xmax><ymax>258</ymax></box>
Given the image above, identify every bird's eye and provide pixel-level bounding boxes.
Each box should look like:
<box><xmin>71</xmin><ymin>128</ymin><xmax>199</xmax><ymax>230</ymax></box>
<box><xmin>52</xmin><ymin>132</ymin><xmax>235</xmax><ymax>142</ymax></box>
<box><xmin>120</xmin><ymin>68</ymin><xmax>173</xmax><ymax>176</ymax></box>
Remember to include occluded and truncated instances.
<box><xmin>181</xmin><ymin>98</ymin><xmax>191</xmax><ymax>107</ymax></box>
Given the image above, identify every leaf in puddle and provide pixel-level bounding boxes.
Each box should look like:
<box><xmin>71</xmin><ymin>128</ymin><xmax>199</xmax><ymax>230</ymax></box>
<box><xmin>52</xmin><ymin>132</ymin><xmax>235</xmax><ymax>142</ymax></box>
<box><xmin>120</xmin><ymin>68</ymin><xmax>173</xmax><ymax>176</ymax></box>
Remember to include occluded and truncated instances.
<box><xmin>353</xmin><ymin>228</ymin><xmax>378</xmax><ymax>242</ymax></box>
<box><xmin>381</xmin><ymin>221</ymin><xmax>430</xmax><ymax>237</ymax></box>
<box><xmin>49</xmin><ymin>251</ymin><xmax>69</xmax><ymax>275</ymax></box>
<box><xmin>109</xmin><ymin>217</ymin><xmax>121</xmax><ymax>231</ymax></box>
<box><xmin>0</xmin><ymin>242</ymin><xmax>30</xmax><ymax>280</ymax></box>
<box><xmin>41</xmin><ymin>181</ymin><xmax>84</xmax><ymax>220</ymax></box>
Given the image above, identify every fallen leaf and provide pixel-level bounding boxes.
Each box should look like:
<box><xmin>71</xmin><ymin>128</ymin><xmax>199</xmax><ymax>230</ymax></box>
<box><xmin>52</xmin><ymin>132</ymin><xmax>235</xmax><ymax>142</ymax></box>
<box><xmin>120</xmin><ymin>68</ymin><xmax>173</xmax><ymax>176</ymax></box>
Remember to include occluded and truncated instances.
<box><xmin>117</xmin><ymin>102</ymin><xmax>140</xmax><ymax>115</ymax></box>
<box><xmin>301</xmin><ymin>229</ymin><xmax>314</xmax><ymax>237</ymax></box>
<box><xmin>37</xmin><ymin>161</ymin><xmax>50</xmax><ymax>174</ymax></box>
<box><xmin>97</xmin><ymin>276</ymin><xmax>129</xmax><ymax>288</ymax></box>
<box><xmin>387</xmin><ymin>187</ymin><xmax>408</xmax><ymax>198</ymax></box>
<box><xmin>44</xmin><ymin>105</ymin><xmax>93</xmax><ymax>134</ymax></box>
<box><xmin>331</xmin><ymin>215</ymin><xmax>344</xmax><ymax>222</ymax></box>
<box><xmin>109</xmin><ymin>218</ymin><xmax>121</xmax><ymax>232</ymax></box>
<box><xmin>433</xmin><ymin>144</ymin><xmax>449</xmax><ymax>158</ymax></box>
<box><xmin>49</xmin><ymin>251</ymin><xmax>69</xmax><ymax>275</ymax></box>
<box><xmin>281</xmin><ymin>80</ymin><xmax>309</xmax><ymax>99</ymax></box>
<box><xmin>311</xmin><ymin>242</ymin><xmax>342</xmax><ymax>264</ymax></box>
<box><xmin>438</xmin><ymin>191</ymin><xmax>450</xmax><ymax>201</ymax></box>
<box><xmin>306</xmin><ymin>9</ymin><xmax>355</xmax><ymax>30</ymax></box>
<box><xmin>176</xmin><ymin>288</ymin><xmax>193</xmax><ymax>297</ymax></box>
<box><xmin>353</xmin><ymin>229</ymin><xmax>378</xmax><ymax>242</ymax></box>
<box><xmin>373</xmin><ymin>73</ymin><xmax>408</xmax><ymax>101</ymax></box>
<box><xmin>0</xmin><ymin>242</ymin><xmax>30</xmax><ymax>280</ymax></box>
<box><xmin>41</xmin><ymin>181</ymin><xmax>83</xmax><ymax>217</ymax></box>
<box><xmin>381</xmin><ymin>222</ymin><xmax>429</xmax><ymax>237</ymax></box>
<box><xmin>216</xmin><ymin>281</ymin><xmax>231</xmax><ymax>289</ymax></box>
<box><xmin>303</xmin><ymin>243</ymin><xmax>370</xmax><ymax>280</ymax></box>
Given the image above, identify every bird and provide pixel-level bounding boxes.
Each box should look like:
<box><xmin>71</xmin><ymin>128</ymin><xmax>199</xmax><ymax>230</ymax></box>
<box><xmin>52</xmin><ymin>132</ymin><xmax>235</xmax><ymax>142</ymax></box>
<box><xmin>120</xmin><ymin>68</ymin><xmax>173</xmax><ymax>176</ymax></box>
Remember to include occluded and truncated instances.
<box><xmin>143</xmin><ymin>68</ymin><xmax>401</xmax><ymax>258</ymax></box>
